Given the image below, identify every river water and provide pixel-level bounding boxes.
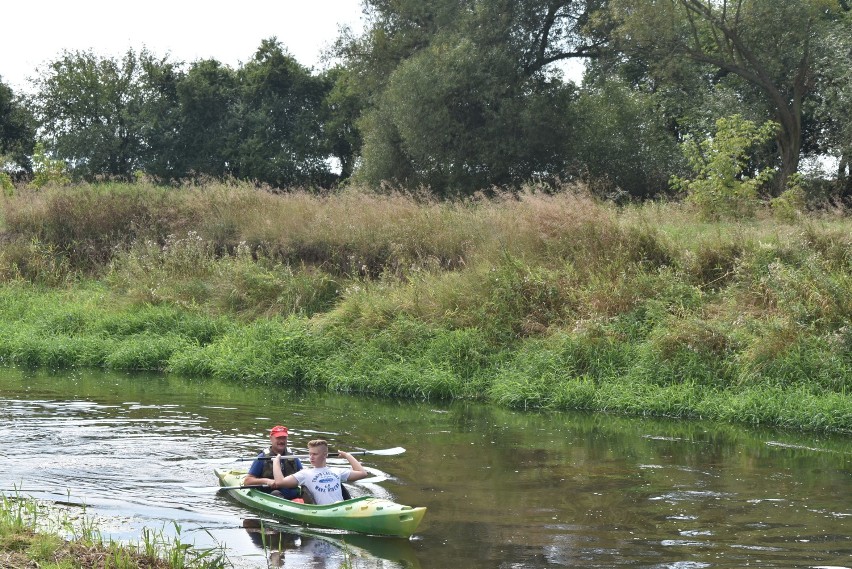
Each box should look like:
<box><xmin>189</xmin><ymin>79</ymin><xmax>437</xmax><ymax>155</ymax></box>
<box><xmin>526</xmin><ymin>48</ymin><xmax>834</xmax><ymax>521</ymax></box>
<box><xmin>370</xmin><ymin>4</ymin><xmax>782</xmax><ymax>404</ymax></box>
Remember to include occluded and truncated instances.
<box><xmin>1</xmin><ymin>368</ymin><xmax>850</xmax><ymax>568</ymax></box>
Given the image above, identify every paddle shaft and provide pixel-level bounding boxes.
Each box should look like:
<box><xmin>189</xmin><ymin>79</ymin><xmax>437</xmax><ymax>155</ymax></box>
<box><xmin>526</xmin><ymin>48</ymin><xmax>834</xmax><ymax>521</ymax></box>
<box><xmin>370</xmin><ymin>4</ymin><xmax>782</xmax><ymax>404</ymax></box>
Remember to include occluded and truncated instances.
<box><xmin>220</xmin><ymin>484</ymin><xmax>270</xmax><ymax>491</ymax></box>
<box><xmin>239</xmin><ymin>452</ymin><xmax>352</xmax><ymax>462</ymax></box>
<box><xmin>237</xmin><ymin>447</ymin><xmax>404</xmax><ymax>462</ymax></box>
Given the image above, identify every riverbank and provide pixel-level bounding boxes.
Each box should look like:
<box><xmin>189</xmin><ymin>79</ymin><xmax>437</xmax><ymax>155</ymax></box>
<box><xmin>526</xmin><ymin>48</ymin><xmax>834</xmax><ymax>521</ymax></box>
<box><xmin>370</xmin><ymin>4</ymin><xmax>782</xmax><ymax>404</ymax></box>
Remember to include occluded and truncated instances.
<box><xmin>0</xmin><ymin>183</ymin><xmax>850</xmax><ymax>433</ymax></box>
<box><xmin>0</xmin><ymin>493</ymin><xmax>226</xmax><ymax>568</ymax></box>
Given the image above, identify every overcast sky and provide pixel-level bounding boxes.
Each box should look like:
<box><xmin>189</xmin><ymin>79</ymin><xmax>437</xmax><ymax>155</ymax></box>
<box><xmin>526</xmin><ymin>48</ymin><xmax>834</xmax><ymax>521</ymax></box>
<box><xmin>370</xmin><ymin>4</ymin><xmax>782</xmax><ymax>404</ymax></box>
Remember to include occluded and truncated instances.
<box><xmin>0</xmin><ymin>0</ymin><xmax>365</xmax><ymax>90</ymax></box>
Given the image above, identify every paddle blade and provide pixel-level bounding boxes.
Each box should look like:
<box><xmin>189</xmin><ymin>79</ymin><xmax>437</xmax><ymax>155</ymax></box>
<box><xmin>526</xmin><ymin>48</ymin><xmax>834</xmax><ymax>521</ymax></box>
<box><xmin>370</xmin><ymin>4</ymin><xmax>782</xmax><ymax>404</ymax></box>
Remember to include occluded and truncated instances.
<box><xmin>184</xmin><ymin>485</ymin><xmax>225</xmax><ymax>493</ymax></box>
<box><xmin>366</xmin><ymin>447</ymin><xmax>406</xmax><ymax>456</ymax></box>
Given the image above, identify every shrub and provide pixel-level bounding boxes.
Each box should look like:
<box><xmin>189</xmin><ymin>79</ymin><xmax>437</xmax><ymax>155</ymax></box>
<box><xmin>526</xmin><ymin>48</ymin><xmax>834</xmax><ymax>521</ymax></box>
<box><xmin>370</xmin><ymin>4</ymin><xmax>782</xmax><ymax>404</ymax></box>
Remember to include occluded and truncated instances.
<box><xmin>771</xmin><ymin>173</ymin><xmax>808</xmax><ymax>221</ymax></box>
<box><xmin>30</xmin><ymin>142</ymin><xmax>70</xmax><ymax>189</ymax></box>
<box><xmin>0</xmin><ymin>171</ymin><xmax>13</xmax><ymax>195</ymax></box>
<box><xmin>672</xmin><ymin>115</ymin><xmax>778</xmax><ymax>220</ymax></box>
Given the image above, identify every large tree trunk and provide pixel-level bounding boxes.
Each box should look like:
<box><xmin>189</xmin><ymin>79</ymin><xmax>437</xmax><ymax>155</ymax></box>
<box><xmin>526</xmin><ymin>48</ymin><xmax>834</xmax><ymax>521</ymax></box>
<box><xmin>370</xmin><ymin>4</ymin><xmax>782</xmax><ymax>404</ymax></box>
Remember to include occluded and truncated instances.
<box><xmin>775</xmin><ymin>108</ymin><xmax>802</xmax><ymax>195</ymax></box>
<box><xmin>839</xmin><ymin>154</ymin><xmax>852</xmax><ymax>201</ymax></box>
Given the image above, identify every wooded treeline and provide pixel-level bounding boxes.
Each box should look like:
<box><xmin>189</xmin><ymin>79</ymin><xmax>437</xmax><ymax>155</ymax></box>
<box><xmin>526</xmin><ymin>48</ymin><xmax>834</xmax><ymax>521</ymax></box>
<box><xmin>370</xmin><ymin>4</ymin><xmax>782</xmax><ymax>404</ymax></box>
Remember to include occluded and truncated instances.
<box><xmin>1</xmin><ymin>0</ymin><xmax>850</xmax><ymax>200</ymax></box>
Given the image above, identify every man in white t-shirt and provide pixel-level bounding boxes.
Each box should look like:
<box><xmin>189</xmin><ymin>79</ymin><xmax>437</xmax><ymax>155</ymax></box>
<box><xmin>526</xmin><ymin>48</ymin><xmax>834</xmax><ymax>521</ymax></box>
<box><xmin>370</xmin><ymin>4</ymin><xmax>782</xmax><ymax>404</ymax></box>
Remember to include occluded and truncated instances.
<box><xmin>272</xmin><ymin>439</ymin><xmax>369</xmax><ymax>505</ymax></box>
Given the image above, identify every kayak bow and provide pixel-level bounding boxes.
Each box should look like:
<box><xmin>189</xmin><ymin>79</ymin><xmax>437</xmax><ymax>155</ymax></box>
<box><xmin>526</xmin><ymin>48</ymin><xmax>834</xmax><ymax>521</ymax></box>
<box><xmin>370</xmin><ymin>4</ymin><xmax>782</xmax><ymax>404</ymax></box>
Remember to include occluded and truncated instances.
<box><xmin>214</xmin><ymin>469</ymin><xmax>426</xmax><ymax>538</ymax></box>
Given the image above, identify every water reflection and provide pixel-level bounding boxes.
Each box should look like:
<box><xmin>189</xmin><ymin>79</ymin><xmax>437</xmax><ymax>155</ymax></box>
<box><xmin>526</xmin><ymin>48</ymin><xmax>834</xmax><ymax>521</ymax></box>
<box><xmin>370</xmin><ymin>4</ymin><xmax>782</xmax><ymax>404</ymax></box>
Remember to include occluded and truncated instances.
<box><xmin>1</xmin><ymin>368</ymin><xmax>850</xmax><ymax>568</ymax></box>
<box><xmin>241</xmin><ymin>519</ymin><xmax>420</xmax><ymax>568</ymax></box>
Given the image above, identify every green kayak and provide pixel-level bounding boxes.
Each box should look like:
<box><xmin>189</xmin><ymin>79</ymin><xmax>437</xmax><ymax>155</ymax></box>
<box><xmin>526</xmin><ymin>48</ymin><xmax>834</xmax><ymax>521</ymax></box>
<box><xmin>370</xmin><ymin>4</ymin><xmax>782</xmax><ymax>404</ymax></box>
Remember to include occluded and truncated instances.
<box><xmin>214</xmin><ymin>469</ymin><xmax>427</xmax><ymax>538</ymax></box>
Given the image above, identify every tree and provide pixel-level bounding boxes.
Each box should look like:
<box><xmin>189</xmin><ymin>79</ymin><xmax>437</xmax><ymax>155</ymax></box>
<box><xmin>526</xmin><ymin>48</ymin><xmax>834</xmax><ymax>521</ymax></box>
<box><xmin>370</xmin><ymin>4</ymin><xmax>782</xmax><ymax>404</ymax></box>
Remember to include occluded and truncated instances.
<box><xmin>805</xmin><ymin>6</ymin><xmax>852</xmax><ymax>198</ymax></box>
<box><xmin>608</xmin><ymin>0</ymin><xmax>849</xmax><ymax>194</ymax></box>
<box><xmin>0</xmin><ymin>76</ymin><xmax>36</xmax><ymax>174</ymax></box>
<box><xmin>172</xmin><ymin>58</ymin><xmax>240</xmax><ymax>180</ymax></box>
<box><xmin>135</xmin><ymin>52</ymin><xmax>185</xmax><ymax>182</ymax></box>
<box><xmin>320</xmin><ymin>66</ymin><xmax>362</xmax><ymax>182</ymax></box>
<box><xmin>336</xmin><ymin>0</ymin><xmax>604</xmax><ymax>194</ymax></box>
<box><xmin>24</xmin><ymin>41</ymin><xmax>342</xmax><ymax>188</ymax></box>
<box><xmin>572</xmin><ymin>79</ymin><xmax>683</xmax><ymax>199</ymax></box>
<box><xmin>29</xmin><ymin>49</ymin><xmax>150</xmax><ymax>181</ymax></box>
<box><xmin>234</xmin><ymin>38</ymin><xmax>333</xmax><ymax>188</ymax></box>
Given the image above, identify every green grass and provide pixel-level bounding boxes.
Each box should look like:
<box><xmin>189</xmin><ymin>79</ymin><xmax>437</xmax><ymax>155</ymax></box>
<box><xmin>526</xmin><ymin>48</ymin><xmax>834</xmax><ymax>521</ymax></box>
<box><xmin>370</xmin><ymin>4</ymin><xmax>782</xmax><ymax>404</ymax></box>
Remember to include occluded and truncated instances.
<box><xmin>1</xmin><ymin>182</ymin><xmax>851</xmax><ymax>433</ymax></box>
<box><xmin>0</xmin><ymin>492</ymin><xmax>227</xmax><ymax>568</ymax></box>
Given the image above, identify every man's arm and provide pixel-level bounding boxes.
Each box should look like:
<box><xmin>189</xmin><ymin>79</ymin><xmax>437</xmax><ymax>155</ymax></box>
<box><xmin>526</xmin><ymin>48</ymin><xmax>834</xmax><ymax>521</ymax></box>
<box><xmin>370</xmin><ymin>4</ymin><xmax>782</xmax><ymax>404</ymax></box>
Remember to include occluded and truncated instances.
<box><xmin>245</xmin><ymin>456</ymin><xmax>301</xmax><ymax>487</ymax></box>
<box><xmin>338</xmin><ymin>451</ymin><xmax>369</xmax><ymax>482</ymax></box>
<box><xmin>272</xmin><ymin>455</ymin><xmax>300</xmax><ymax>488</ymax></box>
<box><xmin>242</xmin><ymin>457</ymin><xmax>273</xmax><ymax>487</ymax></box>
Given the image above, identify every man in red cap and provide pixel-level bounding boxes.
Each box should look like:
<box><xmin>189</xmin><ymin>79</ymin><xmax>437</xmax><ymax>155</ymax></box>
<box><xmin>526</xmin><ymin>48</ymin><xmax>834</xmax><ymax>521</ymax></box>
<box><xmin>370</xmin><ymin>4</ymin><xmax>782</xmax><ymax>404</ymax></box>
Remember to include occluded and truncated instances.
<box><xmin>243</xmin><ymin>425</ymin><xmax>305</xmax><ymax>501</ymax></box>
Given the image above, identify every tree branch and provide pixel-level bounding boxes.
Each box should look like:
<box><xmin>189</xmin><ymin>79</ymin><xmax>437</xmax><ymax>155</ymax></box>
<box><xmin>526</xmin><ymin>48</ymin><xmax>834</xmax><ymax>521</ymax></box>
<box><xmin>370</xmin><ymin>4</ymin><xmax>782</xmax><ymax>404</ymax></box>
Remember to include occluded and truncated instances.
<box><xmin>523</xmin><ymin>1</ymin><xmax>603</xmax><ymax>76</ymax></box>
<box><xmin>535</xmin><ymin>2</ymin><xmax>561</xmax><ymax>67</ymax></box>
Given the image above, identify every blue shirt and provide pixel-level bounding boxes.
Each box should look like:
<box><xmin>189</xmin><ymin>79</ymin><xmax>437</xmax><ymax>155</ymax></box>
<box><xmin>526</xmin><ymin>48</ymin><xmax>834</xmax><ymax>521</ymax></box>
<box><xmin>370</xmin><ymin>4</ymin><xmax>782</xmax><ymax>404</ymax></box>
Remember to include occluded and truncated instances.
<box><xmin>247</xmin><ymin>451</ymin><xmax>303</xmax><ymax>500</ymax></box>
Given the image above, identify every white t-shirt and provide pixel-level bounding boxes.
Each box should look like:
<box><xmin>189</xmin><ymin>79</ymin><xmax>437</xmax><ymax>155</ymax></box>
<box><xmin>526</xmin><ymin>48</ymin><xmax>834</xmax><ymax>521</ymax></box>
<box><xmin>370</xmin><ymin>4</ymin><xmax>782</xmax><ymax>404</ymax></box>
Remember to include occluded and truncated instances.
<box><xmin>293</xmin><ymin>467</ymin><xmax>351</xmax><ymax>505</ymax></box>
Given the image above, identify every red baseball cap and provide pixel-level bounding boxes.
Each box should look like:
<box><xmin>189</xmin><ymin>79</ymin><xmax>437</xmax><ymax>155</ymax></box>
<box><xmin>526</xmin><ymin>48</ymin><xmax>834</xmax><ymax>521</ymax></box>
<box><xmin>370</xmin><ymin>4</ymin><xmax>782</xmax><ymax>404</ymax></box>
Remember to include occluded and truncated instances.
<box><xmin>270</xmin><ymin>425</ymin><xmax>289</xmax><ymax>437</ymax></box>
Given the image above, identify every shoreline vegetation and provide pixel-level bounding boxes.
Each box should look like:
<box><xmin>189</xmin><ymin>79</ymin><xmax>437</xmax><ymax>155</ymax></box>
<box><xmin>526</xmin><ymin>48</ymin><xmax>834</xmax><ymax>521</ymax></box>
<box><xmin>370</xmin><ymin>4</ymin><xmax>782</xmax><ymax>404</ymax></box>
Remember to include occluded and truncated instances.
<box><xmin>0</xmin><ymin>492</ymin><xmax>227</xmax><ymax>568</ymax></box>
<box><xmin>0</xmin><ymin>182</ymin><xmax>850</xmax><ymax>433</ymax></box>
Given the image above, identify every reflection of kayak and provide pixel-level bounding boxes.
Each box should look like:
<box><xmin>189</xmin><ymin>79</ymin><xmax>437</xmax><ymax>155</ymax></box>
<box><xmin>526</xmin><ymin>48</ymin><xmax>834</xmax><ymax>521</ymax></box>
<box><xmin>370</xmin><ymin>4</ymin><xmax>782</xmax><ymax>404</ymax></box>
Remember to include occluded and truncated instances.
<box><xmin>214</xmin><ymin>469</ymin><xmax>427</xmax><ymax>538</ymax></box>
<box><xmin>244</xmin><ymin>519</ymin><xmax>422</xmax><ymax>568</ymax></box>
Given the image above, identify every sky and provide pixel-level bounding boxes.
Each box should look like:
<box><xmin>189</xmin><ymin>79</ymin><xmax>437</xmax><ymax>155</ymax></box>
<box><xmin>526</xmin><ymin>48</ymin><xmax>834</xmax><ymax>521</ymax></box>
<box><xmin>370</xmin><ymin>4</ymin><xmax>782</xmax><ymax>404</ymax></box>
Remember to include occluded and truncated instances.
<box><xmin>0</xmin><ymin>0</ymin><xmax>365</xmax><ymax>91</ymax></box>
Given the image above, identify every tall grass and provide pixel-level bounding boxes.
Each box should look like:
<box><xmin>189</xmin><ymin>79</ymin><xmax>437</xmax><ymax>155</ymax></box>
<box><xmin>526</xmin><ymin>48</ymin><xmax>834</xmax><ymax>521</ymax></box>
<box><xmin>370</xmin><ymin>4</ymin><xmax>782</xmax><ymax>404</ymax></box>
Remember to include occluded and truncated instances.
<box><xmin>1</xmin><ymin>182</ymin><xmax>850</xmax><ymax>432</ymax></box>
<box><xmin>0</xmin><ymin>492</ymin><xmax>227</xmax><ymax>568</ymax></box>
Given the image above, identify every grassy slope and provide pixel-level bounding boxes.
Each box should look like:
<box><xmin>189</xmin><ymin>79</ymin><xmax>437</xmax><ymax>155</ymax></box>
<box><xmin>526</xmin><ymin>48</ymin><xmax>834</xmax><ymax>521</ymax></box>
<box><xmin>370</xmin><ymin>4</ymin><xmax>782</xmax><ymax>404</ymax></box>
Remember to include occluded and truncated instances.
<box><xmin>0</xmin><ymin>183</ymin><xmax>850</xmax><ymax>433</ymax></box>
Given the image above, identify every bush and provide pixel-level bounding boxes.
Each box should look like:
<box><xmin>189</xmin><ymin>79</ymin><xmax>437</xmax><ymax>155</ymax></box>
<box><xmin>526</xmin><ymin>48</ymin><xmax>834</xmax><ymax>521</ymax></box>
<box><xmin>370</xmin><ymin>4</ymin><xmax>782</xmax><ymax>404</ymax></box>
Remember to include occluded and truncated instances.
<box><xmin>672</xmin><ymin>115</ymin><xmax>778</xmax><ymax>220</ymax></box>
<box><xmin>30</xmin><ymin>142</ymin><xmax>70</xmax><ymax>189</ymax></box>
<box><xmin>0</xmin><ymin>171</ymin><xmax>13</xmax><ymax>195</ymax></box>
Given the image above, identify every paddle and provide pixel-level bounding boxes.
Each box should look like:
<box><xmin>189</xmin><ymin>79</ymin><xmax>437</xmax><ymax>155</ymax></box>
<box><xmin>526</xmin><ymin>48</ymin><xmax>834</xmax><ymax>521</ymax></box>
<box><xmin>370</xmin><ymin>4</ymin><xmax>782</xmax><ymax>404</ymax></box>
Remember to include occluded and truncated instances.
<box><xmin>220</xmin><ymin>483</ymin><xmax>270</xmax><ymax>491</ymax></box>
<box><xmin>236</xmin><ymin>446</ymin><xmax>406</xmax><ymax>462</ymax></box>
<box><xmin>186</xmin><ymin>463</ymin><xmax>392</xmax><ymax>493</ymax></box>
<box><xmin>185</xmin><ymin>483</ymin><xmax>270</xmax><ymax>493</ymax></box>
